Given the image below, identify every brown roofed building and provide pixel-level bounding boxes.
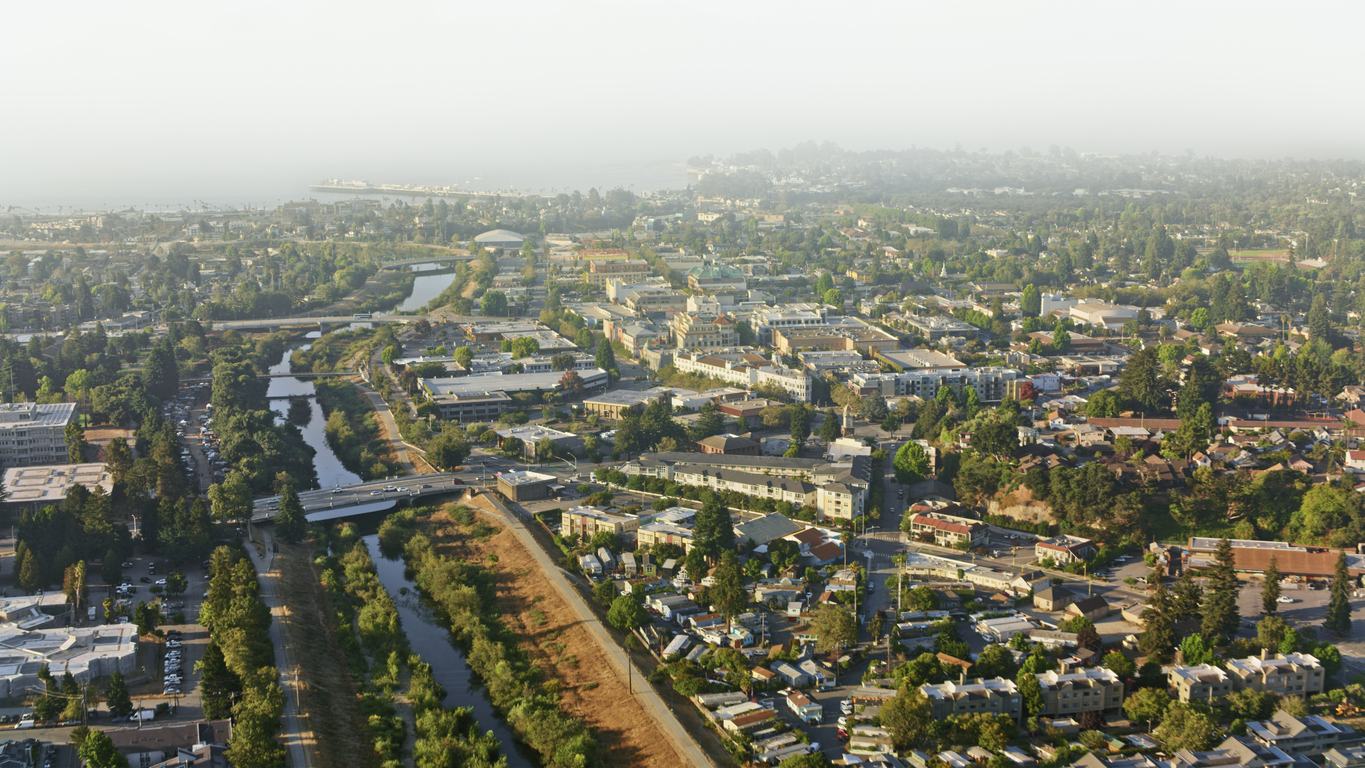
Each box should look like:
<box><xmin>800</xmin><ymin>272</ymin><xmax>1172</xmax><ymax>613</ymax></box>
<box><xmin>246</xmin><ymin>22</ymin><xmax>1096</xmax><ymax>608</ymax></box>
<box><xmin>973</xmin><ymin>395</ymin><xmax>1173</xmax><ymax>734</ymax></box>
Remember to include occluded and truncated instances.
<box><xmin>697</xmin><ymin>434</ymin><xmax>760</xmax><ymax>455</ymax></box>
<box><xmin>1185</xmin><ymin>537</ymin><xmax>1365</xmax><ymax>579</ymax></box>
<box><xmin>908</xmin><ymin>513</ymin><xmax>987</xmax><ymax>548</ymax></box>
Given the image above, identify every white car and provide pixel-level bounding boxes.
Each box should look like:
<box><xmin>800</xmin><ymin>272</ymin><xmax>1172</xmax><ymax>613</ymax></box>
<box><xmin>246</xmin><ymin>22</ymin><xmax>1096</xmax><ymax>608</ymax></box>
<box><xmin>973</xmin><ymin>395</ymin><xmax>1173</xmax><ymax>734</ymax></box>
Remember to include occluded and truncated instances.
<box><xmin>1277</xmin><ymin>596</ymin><xmax>1295</xmax><ymax>603</ymax></box>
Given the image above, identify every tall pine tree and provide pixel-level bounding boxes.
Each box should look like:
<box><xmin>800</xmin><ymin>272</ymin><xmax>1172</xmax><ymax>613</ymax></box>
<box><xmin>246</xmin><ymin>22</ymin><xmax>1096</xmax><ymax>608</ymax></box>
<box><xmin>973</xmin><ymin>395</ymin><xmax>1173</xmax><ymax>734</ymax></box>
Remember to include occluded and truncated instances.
<box><xmin>1201</xmin><ymin>538</ymin><xmax>1240</xmax><ymax>640</ymax></box>
<box><xmin>1325</xmin><ymin>551</ymin><xmax>1353</xmax><ymax>635</ymax></box>
<box><xmin>1261</xmin><ymin>557</ymin><xmax>1281</xmax><ymax>614</ymax></box>
<box><xmin>1140</xmin><ymin>575</ymin><xmax>1177</xmax><ymax>663</ymax></box>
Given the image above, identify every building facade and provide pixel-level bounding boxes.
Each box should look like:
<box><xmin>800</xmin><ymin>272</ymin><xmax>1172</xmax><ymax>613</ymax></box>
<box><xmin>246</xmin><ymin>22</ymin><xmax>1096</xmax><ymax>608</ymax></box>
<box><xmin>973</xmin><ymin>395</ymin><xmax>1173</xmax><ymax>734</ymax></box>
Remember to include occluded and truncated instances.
<box><xmin>0</xmin><ymin>402</ymin><xmax>77</xmax><ymax>466</ymax></box>
<box><xmin>585</xmin><ymin>259</ymin><xmax>651</xmax><ymax>288</ymax></box>
<box><xmin>1035</xmin><ymin>667</ymin><xmax>1124</xmax><ymax>718</ymax></box>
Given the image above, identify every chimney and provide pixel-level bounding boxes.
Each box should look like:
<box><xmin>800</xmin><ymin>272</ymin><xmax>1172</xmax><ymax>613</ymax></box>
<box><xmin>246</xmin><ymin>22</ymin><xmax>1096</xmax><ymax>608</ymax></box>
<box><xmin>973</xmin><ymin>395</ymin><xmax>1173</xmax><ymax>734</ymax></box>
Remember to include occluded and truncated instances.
<box><xmin>960</xmin><ymin>672</ymin><xmax>967</xmax><ymax>685</ymax></box>
<box><xmin>1059</xmin><ymin>660</ymin><xmax>1071</xmax><ymax>675</ymax></box>
<box><xmin>1262</xmin><ymin>648</ymin><xmax>1270</xmax><ymax>661</ymax></box>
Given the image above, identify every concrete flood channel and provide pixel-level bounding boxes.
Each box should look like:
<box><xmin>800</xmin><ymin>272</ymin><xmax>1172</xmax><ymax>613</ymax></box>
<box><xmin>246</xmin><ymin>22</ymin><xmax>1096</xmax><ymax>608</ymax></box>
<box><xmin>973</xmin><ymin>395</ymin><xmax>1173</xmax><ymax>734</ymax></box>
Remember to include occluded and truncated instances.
<box><xmin>264</xmin><ymin>348</ymin><xmax>524</xmax><ymax>762</ymax></box>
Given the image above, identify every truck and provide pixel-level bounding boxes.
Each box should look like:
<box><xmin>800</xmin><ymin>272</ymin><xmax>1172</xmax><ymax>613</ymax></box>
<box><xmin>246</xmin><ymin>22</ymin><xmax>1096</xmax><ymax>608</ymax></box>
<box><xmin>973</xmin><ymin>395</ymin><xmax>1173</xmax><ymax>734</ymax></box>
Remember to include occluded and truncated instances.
<box><xmin>87</xmin><ymin>606</ymin><xmax>96</xmax><ymax>622</ymax></box>
<box><xmin>134</xmin><ymin>709</ymin><xmax>156</xmax><ymax>723</ymax></box>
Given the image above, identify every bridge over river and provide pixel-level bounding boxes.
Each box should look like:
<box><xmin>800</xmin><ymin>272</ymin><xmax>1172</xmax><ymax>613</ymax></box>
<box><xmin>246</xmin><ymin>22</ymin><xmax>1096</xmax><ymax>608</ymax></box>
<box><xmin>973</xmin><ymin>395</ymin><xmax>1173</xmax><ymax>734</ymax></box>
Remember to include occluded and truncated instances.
<box><xmin>250</xmin><ymin>472</ymin><xmax>473</xmax><ymax>524</ymax></box>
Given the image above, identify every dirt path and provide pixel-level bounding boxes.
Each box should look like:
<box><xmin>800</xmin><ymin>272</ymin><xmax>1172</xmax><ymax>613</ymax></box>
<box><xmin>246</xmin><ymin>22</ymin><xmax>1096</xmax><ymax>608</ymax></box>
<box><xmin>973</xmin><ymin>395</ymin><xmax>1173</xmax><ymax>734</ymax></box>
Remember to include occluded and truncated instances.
<box><xmin>437</xmin><ymin>495</ymin><xmax>710</xmax><ymax>768</ymax></box>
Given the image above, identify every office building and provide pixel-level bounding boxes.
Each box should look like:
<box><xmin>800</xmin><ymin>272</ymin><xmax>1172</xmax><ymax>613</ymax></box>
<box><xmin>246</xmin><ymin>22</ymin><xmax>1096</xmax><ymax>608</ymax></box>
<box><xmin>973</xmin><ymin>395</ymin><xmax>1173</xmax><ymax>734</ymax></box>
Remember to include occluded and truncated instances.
<box><xmin>0</xmin><ymin>402</ymin><xmax>77</xmax><ymax>466</ymax></box>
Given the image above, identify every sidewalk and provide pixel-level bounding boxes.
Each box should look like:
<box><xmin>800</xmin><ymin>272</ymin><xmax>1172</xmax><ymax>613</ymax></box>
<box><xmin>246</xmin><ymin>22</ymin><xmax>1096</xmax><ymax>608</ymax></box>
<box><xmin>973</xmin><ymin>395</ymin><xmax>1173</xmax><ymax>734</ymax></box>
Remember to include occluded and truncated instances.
<box><xmin>243</xmin><ymin>531</ymin><xmax>314</xmax><ymax>768</ymax></box>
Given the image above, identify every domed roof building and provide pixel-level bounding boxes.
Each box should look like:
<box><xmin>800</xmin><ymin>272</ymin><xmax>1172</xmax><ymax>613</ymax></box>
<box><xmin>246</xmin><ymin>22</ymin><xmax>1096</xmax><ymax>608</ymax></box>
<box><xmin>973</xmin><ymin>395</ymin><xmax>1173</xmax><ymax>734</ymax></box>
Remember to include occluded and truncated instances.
<box><xmin>473</xmin><ymin>229</ymin><xmax>526</xmax><ymax>250</ymax></box>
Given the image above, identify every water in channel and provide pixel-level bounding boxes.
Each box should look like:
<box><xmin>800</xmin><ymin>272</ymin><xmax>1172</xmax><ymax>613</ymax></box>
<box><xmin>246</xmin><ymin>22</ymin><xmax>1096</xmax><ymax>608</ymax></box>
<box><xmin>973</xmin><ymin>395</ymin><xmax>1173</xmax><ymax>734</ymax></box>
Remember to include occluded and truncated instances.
<box><xmin>363</xmin><ymin>534</ymin><xmax>524</xmax><ymax>762</ymax></box>
<box><xmin>396</xmin><ymin>262</ymin><xmax>460</xmax><ymax>312</ymax></box>
<box><xmin>264</xmin><ymin>346</ymin><xmax>361</xmax><ymax>489</ymax></box>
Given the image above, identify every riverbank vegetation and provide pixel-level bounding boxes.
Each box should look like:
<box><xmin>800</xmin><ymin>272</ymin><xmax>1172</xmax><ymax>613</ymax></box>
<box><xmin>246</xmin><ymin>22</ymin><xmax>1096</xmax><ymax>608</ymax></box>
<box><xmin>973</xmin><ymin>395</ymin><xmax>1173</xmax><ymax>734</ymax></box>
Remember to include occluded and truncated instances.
<box><xmin>210</xmin><ymin>337</ymin><xmax>318</xmax><ymax>493</ymax></box>
<box><xmin>319</xmin><ymin>520</ymin><xmax>508</xmax><ymax>767</ymax></box>
<box><xmin>382</xmin><ymin>507</ymin><xmax>599</xmax><ymax>767</ymax></box>
<box><xmin>314</xmin><ymin>379</ymin><xmax>400</xmax><ymax>479</ymax></box>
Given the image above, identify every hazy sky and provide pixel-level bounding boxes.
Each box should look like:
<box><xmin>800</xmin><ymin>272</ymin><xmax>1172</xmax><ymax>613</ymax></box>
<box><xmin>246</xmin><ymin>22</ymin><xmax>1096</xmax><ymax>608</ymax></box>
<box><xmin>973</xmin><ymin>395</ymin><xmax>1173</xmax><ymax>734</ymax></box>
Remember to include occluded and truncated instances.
<box><xmin>3</xmin><ymin>0</ymin><xmax>1361</xmax><ymax>208</ymax></box>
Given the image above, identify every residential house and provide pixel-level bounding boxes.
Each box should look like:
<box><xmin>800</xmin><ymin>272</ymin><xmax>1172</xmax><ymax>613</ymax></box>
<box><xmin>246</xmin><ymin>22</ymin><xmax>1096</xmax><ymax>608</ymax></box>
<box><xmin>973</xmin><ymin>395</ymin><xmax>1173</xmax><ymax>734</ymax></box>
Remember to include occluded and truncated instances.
<box><xmin>1035</xmin><ymin>666</ymin><xmax>1125</xmax><ymax>718</ymax></box>
<box><xmin>1033</xmin><ymin>586</ymin><xmax>1077</xmax><ymax>612</ymax></box>
<box><xmin>1035</xmin><ymin>535</ymin><xmax>1098</xmax><ymax>565</ymax></box>
<box><xmin>1245</xmin><ymin>710</ymin><xmax>1361</xmax><ymax>755</ymax></box>
<box><xmin>1066</xmin><ymin>595</ymin><xmax>1111</xmax><ymax>621</ymax></box>
<box><xmin>1166</xmin><ymin>664</ymin><xmax>1234</xmax><ymax>704</ymax></box>
<box><xmin>907</xmin><ymin>512</ymin><xmax>988</xmax><ymax>548</ymax></box>
<box><xmin>919</xmin><ymin>677</ymin><xmax>1022</xmax><ymax>721</ymax></box>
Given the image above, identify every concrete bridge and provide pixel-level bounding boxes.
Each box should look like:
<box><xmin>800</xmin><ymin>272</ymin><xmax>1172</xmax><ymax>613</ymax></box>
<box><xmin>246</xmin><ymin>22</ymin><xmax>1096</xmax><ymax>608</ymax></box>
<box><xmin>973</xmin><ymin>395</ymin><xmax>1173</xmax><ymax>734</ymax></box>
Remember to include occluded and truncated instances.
<box><xmin>250</xmin><ymin>472</ymin><xmax>470</xmax><ymax>524</ymax></box>
<box><xmin>182</xmin><ymin>371</ymin><xmax>357</xmax><ymax>383</ymax></box>
<box><xmin>378</xmin><ymin>253</ymin><xmax>478</xmax><ymax>270</ymax></box>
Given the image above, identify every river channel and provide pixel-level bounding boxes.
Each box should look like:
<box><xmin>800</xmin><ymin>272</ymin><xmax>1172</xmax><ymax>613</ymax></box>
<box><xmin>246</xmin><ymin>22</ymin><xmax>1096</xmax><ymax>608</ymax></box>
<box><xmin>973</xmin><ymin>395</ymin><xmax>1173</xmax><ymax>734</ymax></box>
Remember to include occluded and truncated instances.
<box><xmin>396</xmin><ymin>262</ymin><xmax>460</xmax><ymax>313</ymax></box>
<box><xmin>263</xmin><ymin>346</ymin><xmax>523</xmax><ymax>761</ymax></box>
<box><xmin>364</xmin><ymin>534</ymin><xmax>525</xmax><ymax>763</ymax></box>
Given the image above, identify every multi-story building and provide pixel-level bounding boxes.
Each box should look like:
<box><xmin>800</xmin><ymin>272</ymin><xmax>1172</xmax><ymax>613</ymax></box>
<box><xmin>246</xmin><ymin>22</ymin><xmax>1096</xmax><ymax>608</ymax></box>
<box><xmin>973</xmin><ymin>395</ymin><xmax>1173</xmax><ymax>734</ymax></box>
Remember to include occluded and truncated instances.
<box><xmin>908</xmin><ymin>513</ymin><xmax>988</xmax><ymax>548</ymax></box>
<box><xmin>584</xmin><ymin>259</ymin><xmax>651</xmax><ymax>288</ymax></box>
<box><xmin>1245</xmin><ymin>711</ymin><xmax>1361</xmax><ymax>755</ymax></box>
<box><xmin>672</xmin><ymin>313</ymin><xmax>739</xmax><ymax>350</ymax></box>
<box><xmin>3</xmin><ymin>463</ymin><xmax>114</xmax><ymax>513</ymax></box>
<box><xmin>673</xmin><ymin>466</ymin><xmax>816</xmax><ymax>508</ymax></box>
<box><xmin>422</xmin><ymin>370</ymin><xmax>609</xmax><ymax>421</ymax></box>
<box><xmin>0</xmin><ymin>403</ymin><xmax>77</xmax><ymax>466</ymax></box>
<box><xmin>1225</xmin><ymin>652</ymin><xmax>1326</xmax><ymax>698</ymax></box>
<box><xmin>1068</xmin><ymin>302</ymin><xmax>1140</xmax><ymax>330</ymax></box>
<box><xmin>816</xmin><ymin>481</ymin><xmax>864</xmax><ymax>521</ymax></box>
<box><xmin>581</xmin><ymin>387</ymin><xmax>673</xmax><ymax>420</ymax></box>
<box><xmin>671</xmin><ymin>352</ymin><xmax>813</xmax><ymax>402</ymax></box>
<box><xmin>851</xmin><ymin>367</ymin><xmax>1020</xmax><ymax>403</ymax></box>
<box><xmin>919</xmin><ymin>677</ymin><xmax>1021</xmax><ymax>721</ymax></box>
<box><xmin>624</xmin><ymin>289</ymin><xmax>686</xmax><ymax>314</ymax></box>
<box><xmin>1035</xmin><ymin>666</ymin><xmax>1124</xmax><ymax>718</ymax></box>
<box><xmin>750</xmin><ymin>306</ymin><xmax>828</xmax><ymax>344</ymax></box>
<box><xmin>560</xmin><ymin>506</ymin><xmax>641</xmax><ymax>543</ymax></box>
<box><xmin>1166</xmin><ymin>664</ymin><xmax>1234</xmax><ymax>704</ymax></box>
<box><xmin>687</xmin><ymin>265</ymin><xmax>747</xmax><ymax>292</ymax></box>
<box><xmin>905</xmin><ymin>315</ymin><xmax>979</xmax><ymax>340</ymax></box>
<box><xmin>1035</xmin><ymin>535</ymin><xmax>1098</xmax><ymax>565</ymax></box>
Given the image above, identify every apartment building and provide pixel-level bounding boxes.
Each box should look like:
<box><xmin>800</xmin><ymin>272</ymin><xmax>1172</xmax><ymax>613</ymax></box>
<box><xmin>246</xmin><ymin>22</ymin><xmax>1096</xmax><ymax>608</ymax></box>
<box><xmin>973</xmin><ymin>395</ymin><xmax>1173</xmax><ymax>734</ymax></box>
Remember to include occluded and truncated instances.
<box><xmin>905</xmin><ymin>315</ymin><xmax>979</xmax><ymax>340</ymax></box>
<box><xmin>1246</xmin><ymin>711</ymin><xmax>1361</xmax><ymax>755</ymax></box>
<box><xmin>1225</xmin><ymin>652</ymin><xmax>1326</xmax><ymax>698</ymax></box>
<box><xmin>687</xmin><ymin>264</ymin><xmax>747</xmax><ymax>292</ymax></box>
<box><xmin>636</xmin><ymin>520</ymin><xmax>694</xmax><ymax>553</ymax></box>
<box><xmin>671</xmin><ymin>352</ymin><xmax>813</xmax><ymax>402</ymax></box>
<box><xmin>908</xmin><ymin>512</ymin><xmax>988</xmax><ymax>548</ymax></box>
<box><xmin>816</xmin><ymin>481</ymin><xmax>864</xmax><ymax>521</ymax></box>
<box><xmin>672</xmin><ymin>312</ymin><xmax>739</xmax><ymax>350</ymax></box>
<box><xmin>919</xmin><ymin>677</ymin><xmax>1021</xmax><ymax>721</ymax></box>
<box><xmin>559</xmin><ymin>506</ymin><xmax>641</xmax><ymax>543</ymax></box>
<box><xmin>1035</xmin><ymin>666</ymin><xmax>1124</xmax><ymax>718</ymax></box>
<box><xmin>1035</xmin><ymin>534</ymin><xmax>1098</xmax><ymax>565</ymax></box>
<box><xmin>584</xmin><ymin>259</ymin><xmax>651</xmax><ymax>288</ymax></box>
<box><xmin>0</xmin><ymin>402</ymin><xmax>77</xmax><ymax>466</ymax></box>
<box><xmin>851</xmin><ymin>367</ymin><xmax>1020</xmax><ymax>403</ymax></box>
<box><xmin>1166</xmin><ymin>664</ymin><xmax>1234</xmax><ymax>704</ymax></box>
<box><xmin>672</xmin><ymin>466</ymin><xmax>816</xmax><ymax>507</ymax></box>
<box><xmin>581</xmin><ymin>387</ymin><xmax>673</xmax><ymax>420</ymax></box>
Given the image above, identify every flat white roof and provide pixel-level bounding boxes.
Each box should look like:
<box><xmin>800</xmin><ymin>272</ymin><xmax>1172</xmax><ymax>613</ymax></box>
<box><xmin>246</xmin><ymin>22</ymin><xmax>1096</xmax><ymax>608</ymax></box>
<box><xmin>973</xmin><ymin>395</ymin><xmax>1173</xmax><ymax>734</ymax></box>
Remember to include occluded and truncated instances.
<box><xmin>4</xmin><ymin>463</ymin><xmax>113</xmax><ymax>504</ymax></box>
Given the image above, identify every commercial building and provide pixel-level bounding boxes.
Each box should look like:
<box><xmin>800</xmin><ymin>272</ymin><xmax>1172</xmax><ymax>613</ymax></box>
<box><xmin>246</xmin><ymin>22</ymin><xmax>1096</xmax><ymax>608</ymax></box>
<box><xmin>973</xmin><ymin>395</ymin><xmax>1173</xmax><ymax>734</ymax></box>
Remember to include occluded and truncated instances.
<box><xmin>584</xmin><ymin>259</ymin><xmax>651</xmax><ymax>288</ymax></box>
<box><xmin>905</xmin><ymin>315</ymin><xmax>978</xmax><ymax>340</ymax></box>
<box><xmin>1069</xmin><ymin>303</ymin><xmax>1140</xmax><ymax>330</ymax></box>
<box><xmin>919</xmin><ymin>677</ymin><xmax>1021</xmax><ymax>721</ymax></box>
<box><xmin>494</xmin><ymin>425</ymin><xmax>583</xmax><ymax>458</ymax></box>
<box><xmin>1225</xmin><ymin>652</ymin><xmax>1326</xmax><ymax>698</ymax></box>
<box><xmin>672</xmin><ymin>312</ymin><xmax>740</xmax><ymax>350</ymax></box>
<box><xmin>560</xmin><ymin>506</ymin><xmax>642</xmax><ymax>543</ymax></box>
<box><xmin>750</xmin><ymin>306</ymin><xmax>828</xmax><ymax>344</ymax></box>
<box><xmin>697</xmin><ymin>434</ymin><xmax>760</xmax><ymax>455</ymax></box>
<box><xmin>1036</xmin><ymin>666</ymin><xmax>1125</xmax><ymax>718</ymax></box>
<box><xmin>772</xmin><ymin>320</ymin><xmax>898</xmax><ymax>357</ymax></box>
<box><xmin>687</xmin><ymin>265</ymin><xmax>747</xmax><ymax>292</ymax></box>
<box><xmin>879</xmin><ymin>349</ymin><xmax>966</xmax><ymax>370</ymax></box>
<box><xmin>473</xmin><ymin>229</ymin><xmax>526</xmax><ymax>250</ymax></box>
<box><xmin>581</xmin><ymin>387</ymin><xmax>673</xmax><ymax>420</ymax></box>
<box><xmin>1035</xmin><ymin>534</ymin><xmax>1098</xmax><ymax>565</ymax></box>
<box><xmin>3</xmin><ymin>463</ymin><xmax>113</xmax><ymax>513</ymax></box>
<box><xmin>421</xmin><ymin>370</ymin><xmax>609</xmax><ymax>421</ymax></box>
<box><xmin>0</xmin><ymin>596</ymin><xmax>139</xmax><ymax>695</ymax></box>
<box><xmin>1185</xmin><ymin>537</ymin><xmax>1365</xmax><ymax>579</ymax></box>
<box><xmin>0</xmin><ymin>402</ymin><xmax>77</xmax><ymax>467</ymax></box>
<box><xmin>625</xmin><ymin>289</ymin><xmax>687</xmax><ymax>314</ymax></box>
<box><xmin>496</xmin><ymin>471</ymin><xmax>557</xmax><ymax>502</ymax></box>
<box><xmin>907</xmin><ymin>512</ymin><xmax>988</xmax><ymax>548</ymax></box>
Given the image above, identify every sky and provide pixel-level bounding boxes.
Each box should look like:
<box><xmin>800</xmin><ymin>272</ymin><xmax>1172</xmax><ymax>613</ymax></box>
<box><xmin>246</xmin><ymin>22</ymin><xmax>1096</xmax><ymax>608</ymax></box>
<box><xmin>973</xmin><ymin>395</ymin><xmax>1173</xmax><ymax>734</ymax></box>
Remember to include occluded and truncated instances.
<box><xmin>2</xmin><ymin>0</ymin><xmax>1362</xmax><ymax>209</ymax></box>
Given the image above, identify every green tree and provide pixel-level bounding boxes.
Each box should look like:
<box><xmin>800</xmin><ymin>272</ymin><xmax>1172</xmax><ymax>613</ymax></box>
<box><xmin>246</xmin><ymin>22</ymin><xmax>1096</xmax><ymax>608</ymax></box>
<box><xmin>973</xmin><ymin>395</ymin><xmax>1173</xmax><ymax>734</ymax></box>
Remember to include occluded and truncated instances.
<box><xmin>823</xmin><ymin>289</ymin><xmax>844</xmax><ymax>312</ymax></box>
<box><xmin>971</xmin><ymin>419</ymin><xmax>1018</xmax><ymax>459</ymax></box>
<box><xmin>1261</xmin><ymin>556</ymin><xmax>1282</xmax><ymax>614</ymax></box>
<box><xmin>1201</xmin><ymin>537</ymin><xmax>1240</xmax><ymax>639</ymax></box>
<box><xmin>1326</xmin><ymin>551</ymin><xmax>1353</xmax><ymax>635</ymax></box>
<box><xmin>880</xmin><ymin>685</ymin><xmax>933</xmax><ymax>749</ymax></box>
<box><xmin>78</xmin><ymin>731</ymin><xmax>129</xmax><ymax>768</ymax></box>
<box><xmin>1123</xmin><ymin>686</ymin><xmax>1172</xmax><ymax>730</ymax></box>
<box><xmin>1171</xmin><ymin>569</ymin><xmax>1204</xmax><ymax>622</ymax></box>
<box><xmin>693</xmin><ymin>401</ymin><xmax>725</xmax><ymax>440</ymax></box>
<box><xmin>1140</xmin><ymin>580</ymin><xmax>1177</xmax><ymax>663</ymax></box>
<box><xmin>273</xmin><ymin>482</ymin><xmax>306</xmax><ymax>544</ymax></box>
<box><xmin>480</xmin><ymin>290</ymin><xmax>509</xmax><ymax>317</ymax></box>
<box><xmin>105</xmin><ymin>671</ymin><xmax>133</xmax><ymax>717</ymax></box>
<box><xmin>894</xmin><ymin>442</ymin><xmax>930</xmax><ymax>483</ymax></box>
<box><xmin>691</xmin><ymin>500</ymin><xmax>735</xmax><ymax>563</ymax></box>
<box><xmin>65</xmin><ymin>421</ymin><xmax>87</xmax><ymax>463</ymax></box>
<box><xmin>1018</xmin><ymin>672</ymin><xmax>1044</xmax><ymax>717</ymax></box>
<box><xmin>1102</xmin><ymin>650</ymin><xmax>1136</xmax><ymax>679</ymax></box>
<box><xmin>809</xmin><ymin>605</ymin><xmax>858</xmax><ymax>685</ymax></box>
<box><xmin>1118</xmin><ymin>346</ymin><xmax>1167</xmax><ymax>413</ymax></box>
<box><xmin>1021</xmin><ymin>284</ymin><xmax>1041</xmax><ymax>317</ymax></box>
<box><xmin>710</xmin><ymin>552</ymin><xmax>748</xmax><ymax>630</ymax></box>
<box><xmin>607</xmin><ymin>595</ymin><xmax>645</xmax><ymax>632</ymax></box>
<box><xmin>818</xmin><ymin>410</ymin><xmax>842</xmax><ymax>442</ymax></box>
<box><xmin>767</xmin><ymin>538</ymin><xmax>800</xmax><ymax>572</ymax></box>
<box><xmin>208</xmin><ymin>471</ymin><xmax>253</xmax><ymax>523</ymax></box>
<box><xmin>790</xmin><ymin>404</ymin><xmax>813</xmax><ymax>445</ymax></box>
<box><xmin>1154</xmin><ymin>703</ymin><xmax>1219</xmax><ymax>752</ymax></box>
<box><xmin>859</xmin><ymin>392</ymin><xmax>888</xmax><ymax>422</ymax></box>
<box><xmin>143</xmin><ymin>337</ymin><xmax>179</xmax><ymax>400</ymax></box>
<box><xmin>1086</xmin><ymin>389</ymin><xmax>1120</xmax><ymax>418</ymax></box>
<box><xmin>816</xmin><ymin>272</ymin><xmax>835</xmax><ymax>295</ymax></box>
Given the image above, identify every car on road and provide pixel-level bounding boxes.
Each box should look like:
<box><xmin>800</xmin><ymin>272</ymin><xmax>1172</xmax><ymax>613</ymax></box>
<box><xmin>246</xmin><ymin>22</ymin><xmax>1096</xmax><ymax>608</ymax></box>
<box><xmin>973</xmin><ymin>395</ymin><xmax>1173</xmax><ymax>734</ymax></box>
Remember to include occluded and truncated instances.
<box><xmin>383</xmin><ymin>486</ymin><xmax>398</xmax><ymax>492</ymax></box>
<box><xmin>370</xmin><ymin>491</ymin><xmax>382</xmax><ymax>496</ymax></box>
<box><xmin>1277</xmin><ymin>596</ymin><xmax>1295</xmax><ymax>603</ymax></box>
<box><xmin>121</xmin><ymin>561</ymin><xmax>133</xmax><ymax>568</ymax></box>
<box><xmin>140</xmin><ymin>577</ymin><xmax>152</xmax><ymax>583</ymax></box>
<box><xmin>331</xmin><ymin>488</ymin><xmax>343</xmax><ymax>494</ymax></box>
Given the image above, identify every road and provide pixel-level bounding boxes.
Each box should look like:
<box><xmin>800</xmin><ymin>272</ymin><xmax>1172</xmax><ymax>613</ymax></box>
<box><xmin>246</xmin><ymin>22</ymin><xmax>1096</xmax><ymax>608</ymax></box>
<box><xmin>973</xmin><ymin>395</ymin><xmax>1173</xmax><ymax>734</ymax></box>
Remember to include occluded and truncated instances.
<box><xmin>250</xmin><ymin>473</ymin><xmax>468</xmax><ymax>519</ymax></box>
<box><xmin>243</xmin><ymin>529</ymin><xmax>314</xmax><ymax>768</ymax></box>
<box><xmin>477</xmin><ymin>493</ymin><xmax>715</xmax><ymax>767</ymax></box>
